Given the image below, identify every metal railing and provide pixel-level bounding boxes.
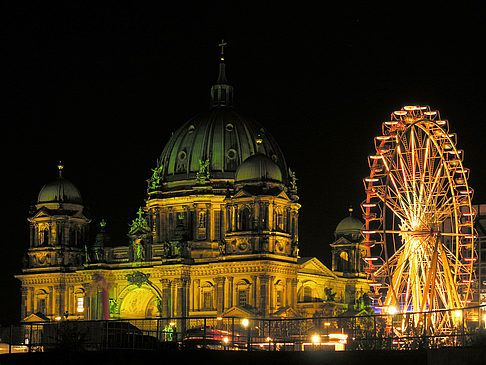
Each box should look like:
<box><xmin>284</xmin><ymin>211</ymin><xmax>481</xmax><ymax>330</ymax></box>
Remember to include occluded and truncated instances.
<box><xmin>1</xmin><ymin>304</ymin><xmax>485</xmax><ymax>353</ymax></box>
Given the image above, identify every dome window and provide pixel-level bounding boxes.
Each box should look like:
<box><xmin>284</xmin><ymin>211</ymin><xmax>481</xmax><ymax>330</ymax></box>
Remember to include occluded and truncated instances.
<box><xmin>178</xmin><ymin>150</ymin><xmax>187</xmax><ymax>161</ymax></box>
<box><xmin>225</xmin><ymin>123</ymin><xmax>234</xmax><ymax>132</ymax></box>
<box><xmin>226</xmin><ymin>148</ymin><xmax>237</xmax><ymax>160</ymax></box>
<box><xmin>188</xmin><ymin>125</ymin><xmax>195</xmax><ymax>134</ymax></box>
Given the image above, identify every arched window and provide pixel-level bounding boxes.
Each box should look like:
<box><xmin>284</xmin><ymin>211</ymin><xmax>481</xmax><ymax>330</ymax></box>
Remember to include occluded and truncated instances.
<box><xmin>41</xmin><ymin>226</ymin><xmax>49</xmax><ymax>246</ymax></box>
<box><xmin>274</xmin><ymin>280</ymin><xmax>284</xmax><ymax>308</ymax></box>
<box><xmin>74</xmin><ymin>288</ymin><xmax>85</xmax><ymax>314</ymax></box>
<box><xmin>236</xmin><ymin>280</ymin><xmax>251</xmax><ymax>307</ymax></box>
<box><xmin>262</xmin><ymin>205</ymin><xmax>269</xmax><ymax>230</ymax></box>
<box><xmin>201</xmin><ymin>282</ymin><xmax>215</xmax><ymax>310</ymax></box>
<box><xmin>303</xmin><ymin>286</ymin><xmax>313</xmax><ymax>302</ymax></box>
<box><xmin>240</xmin><ymin>207</ymin><xmax>251</xmax><ymax>231</ymax></box>
<box><xmin>35</xmin><ymin>289</ymin><xmax>49</xmax><ymax>314</ymax></box>
<box><xmin>276</xmin><ymin>209</ymin><xmax>283</xmax><ymax>231</ymax></box>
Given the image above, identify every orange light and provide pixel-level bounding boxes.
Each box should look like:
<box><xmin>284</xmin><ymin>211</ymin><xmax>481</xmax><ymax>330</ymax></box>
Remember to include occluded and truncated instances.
<box><xmin>362</xmin><ymin>203</ymin><xmax>377</xmax><ymax>208</ymax></box>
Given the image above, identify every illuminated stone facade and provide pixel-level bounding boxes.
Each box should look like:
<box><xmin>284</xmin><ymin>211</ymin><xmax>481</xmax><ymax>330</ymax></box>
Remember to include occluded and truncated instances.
<box><xmin>16</xmin><ymin>53</ymin><xmax>369</xmax><ymax>322</ymax></box>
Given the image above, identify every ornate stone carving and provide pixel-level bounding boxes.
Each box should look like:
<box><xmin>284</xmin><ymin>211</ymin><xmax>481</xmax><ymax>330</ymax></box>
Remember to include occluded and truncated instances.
<box><xmin>126</xmin><ymin>271</ymin><xmax>151</xmax><ymax>288</ymax></box>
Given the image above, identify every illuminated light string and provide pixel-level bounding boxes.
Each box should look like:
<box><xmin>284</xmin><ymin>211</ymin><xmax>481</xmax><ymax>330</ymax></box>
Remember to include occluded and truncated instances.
<box><xmin>361</xmin><ymin>106</ymin><xmax>477</xmax><ymax>336</ymax></box>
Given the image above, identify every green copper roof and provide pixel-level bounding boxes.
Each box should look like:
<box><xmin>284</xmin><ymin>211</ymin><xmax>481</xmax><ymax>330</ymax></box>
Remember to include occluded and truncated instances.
<box><xmin>158</xmin><ymin>108</ymin><xmax>288</xmax><ymax>183</ymax></box>
<box><xmin>334</xmin><ymin>210</ymin><xmax>363</xmax><ymax>241</ymax></box>
<box><xmin>37</xmin><ymin>177</ymin><xmax>83</xmax><ymax>204</ymax></box>
<box><xmin>235</xmin><ymin>153</ymin><xmax>283</xmax><ymax>183</ymax></box>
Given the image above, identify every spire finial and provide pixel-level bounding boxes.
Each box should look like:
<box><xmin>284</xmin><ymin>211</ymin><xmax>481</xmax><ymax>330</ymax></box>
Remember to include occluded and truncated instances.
<box><xmin>57</xmin><ymin>161</ymin><xmax>64</xmax><ymax>177</ymax></box>
<box><xmin>210</xmin><ymin>39</ymin><xmax>234</xmax><ymax>108</ymax></box>
<box><xmin>218</xmin><ymin>39</ymin><xmax>227</xmax><ymax>60</ymax></box>
<box><xmin>348</xmin><ymin>206</ymin><xmax>353</xmax><ymax>216</ymax></box>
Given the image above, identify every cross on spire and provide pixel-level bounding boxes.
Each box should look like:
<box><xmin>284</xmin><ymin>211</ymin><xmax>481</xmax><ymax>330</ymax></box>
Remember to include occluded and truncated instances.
<box><xmin>218</xmin><ymin>39</ymin><xmax>227</xmax><ymax>58</ymax></box>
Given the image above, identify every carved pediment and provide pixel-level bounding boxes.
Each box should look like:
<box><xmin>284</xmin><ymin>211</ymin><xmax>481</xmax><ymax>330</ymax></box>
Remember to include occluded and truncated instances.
<box><xmin>330</xmin><ymin>236</ymin><xmax>354</xmax><ymax>247</ymax></box>
<box><xmin>23</xmin><ymin>312</ymin><xmax>50</xmax><ymax>322</ymax></box>
<box><xmin>222</xmin><ymin>306</ymin><xmax>255</xmax><ymax>318</ymax></box>
<box><xmin>272</xmin><ymin>306</ymin><xmax>299</xmax><ymax>318</ymax></box>
<box><xmin>298</xmin><ymin>257</ymin><xmax>337</xmax><ymax>278</ymax></box>
<box><xmin>232</xmin><ymin>189</ymin><xmax>254</xmax><ymax>199</ymax></box>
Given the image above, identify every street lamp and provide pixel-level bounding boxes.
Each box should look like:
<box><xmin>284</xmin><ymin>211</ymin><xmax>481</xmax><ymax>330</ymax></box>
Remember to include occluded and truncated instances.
<box><xmin>242</xmin><ymin>318</ymin><xmax>250</xmax><ymax>350</ymax></box>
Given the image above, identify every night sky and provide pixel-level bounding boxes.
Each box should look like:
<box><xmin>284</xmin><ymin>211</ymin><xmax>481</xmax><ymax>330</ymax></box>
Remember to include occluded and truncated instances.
<box><xmin>1</xmin><ymin>2</ymin><xmax>485</xmax><ymax>323</ymax></box>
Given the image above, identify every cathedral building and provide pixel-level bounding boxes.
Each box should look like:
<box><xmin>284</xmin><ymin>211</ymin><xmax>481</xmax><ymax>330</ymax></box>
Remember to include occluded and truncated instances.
<box><xmin>16</xmin><ymin>47</ymin><xmax>369</xmax><ymax>323</ymax></box>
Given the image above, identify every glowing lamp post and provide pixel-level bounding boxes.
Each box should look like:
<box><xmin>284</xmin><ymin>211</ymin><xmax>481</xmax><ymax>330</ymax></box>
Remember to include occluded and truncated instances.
<box><xmin>242</xmin><ymin>318</ymin><xmax>250</xmax><ymax>350</ymax></box>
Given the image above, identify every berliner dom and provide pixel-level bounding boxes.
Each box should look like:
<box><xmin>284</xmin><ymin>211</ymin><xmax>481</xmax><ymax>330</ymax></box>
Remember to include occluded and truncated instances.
<box><xmin>15</xmin><ymin>44</ymin><xmax>369</xmax><ymax>323</ymax></box>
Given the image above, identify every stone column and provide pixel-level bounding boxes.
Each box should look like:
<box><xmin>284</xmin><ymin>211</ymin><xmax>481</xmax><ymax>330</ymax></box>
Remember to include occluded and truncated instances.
<box><xmin>160</xmin><ymin>279</ymin><xmax>171</xmax><ymax>318</ymax></box>
<box><xmin>20</xmin><ymin>287</ymin><xmax>28</xmax><ymax>319</ymax></box>
<box><xmin>226</xmin><ymin>277</ymin><xmax>233</xmax><ymax>309</ymax></box>
<box><xmin>215</xmin><ymin>277</ymin><xmax>225</xmax><ymax>315</ymax></box>
<box><xmin>251</xmin><ymin>275</ymin><xmax>258</xmax><ymax>307</ymax></box>
<box><xmin>269</xmin><ymin>276</ymin><xmax>275</xmax><ymax>313</ymax></box>
<box><xmin>193</xmin><ymin>279</ymin><xmax>200</xmax><ymax>311</ymax></box>
<box><xmin>259</xmin><ymin>275</ymin><xmax>270</xmax><ymax>317</ymax></box>
<box><xmin>291</xmin><ymin>278</ymin><xmax>298</xmax><ymax>308</ymax></box>
<box><xmin>174</xmin><ymin>278</ymin><xmax>188</xmax><ymax>318</ymax></box>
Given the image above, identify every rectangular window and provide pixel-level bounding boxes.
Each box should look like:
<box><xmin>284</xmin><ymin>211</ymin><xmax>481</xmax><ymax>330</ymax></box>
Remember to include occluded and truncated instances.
<box><xmin>203</xmin><ymin>291</ymin><xmax>213</xmax><ymax>310</ymax></box>
<box><xmin>38</xmin><ymin>298</ymin><xmax>46</xmax><ymax>314</ymax></box>
<box><xmin>76</xmin><ymin>297</ymin><xmax>84</xmax><ymax>313</ymax></box>
<box><xmin>276</xmin><ymin>290</ymin><xmax>282</xmax><ymax>308</ymax></box>
<box><xmin>238</xmin><ymin>290</ymin><xmax>248</xmax><ymax>307</ymax></box>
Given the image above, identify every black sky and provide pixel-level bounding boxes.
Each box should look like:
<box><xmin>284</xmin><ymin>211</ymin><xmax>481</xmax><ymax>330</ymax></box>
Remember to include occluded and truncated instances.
<box><xmin>1</xmin><ymin>2</ymin><xmax>485</xmax><ymax>323</ymax></box>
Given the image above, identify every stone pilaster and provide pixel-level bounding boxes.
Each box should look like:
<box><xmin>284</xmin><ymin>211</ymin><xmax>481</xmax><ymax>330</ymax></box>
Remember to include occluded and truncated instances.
<box><xmin>160</xmin><ymin>279</ymin><xmax>171</xmax><ymax>318</ymax></box>
<box><xmin>259</xmin><ymin>275</ymin><xmax>270</xmax><ymax>316</ymax></box>
<box><xmin>215</xmin><ymin>276</ymin><xmax>225</xmax><ymax>315</ymax></box>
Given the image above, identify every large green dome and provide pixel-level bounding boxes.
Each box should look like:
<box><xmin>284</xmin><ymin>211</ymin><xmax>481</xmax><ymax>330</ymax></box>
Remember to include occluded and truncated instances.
<box><xmin>158</xmin><ymin>108</ymin><xmax>287</xmax><ymax>184</ymax></box>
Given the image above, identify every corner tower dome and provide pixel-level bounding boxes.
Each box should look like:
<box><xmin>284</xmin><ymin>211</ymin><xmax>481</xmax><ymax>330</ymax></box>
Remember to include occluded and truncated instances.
<box><xmin>334</xmin><ymin>208</ymin><xmax>363</xmax><ymax>241</ymax></box>
<box><xmin>37</xmin><ymin>163</ymin><xmax>83</xmax><ymax>205</ymax></box>
<box><xmin>235</xmin><ymin>153</ymin><xmax>283</xmax><ymax>183</ymax></box>
<box><xmin>154</xmin><ymin>41</ymin><xmax>288</xmax><ymax>192</ymax></box>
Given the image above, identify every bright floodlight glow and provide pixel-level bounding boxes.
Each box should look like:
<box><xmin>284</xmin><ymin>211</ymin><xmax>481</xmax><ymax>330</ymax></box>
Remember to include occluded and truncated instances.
<box><xmin>241</xmin><ymin>318</ymin><xmax>249</xmax><ymax>327</ymax></box>
<box><xmin>311</xmin><ymin>334</ymin><xmax>320</xmax><ymax>344</ymax></box>
<box><xmin>387</xmin><ymin>306</ymin><xmax>398</xmax><ymax>315</ymax></box>
<box><xmin>223</xmin><ymin>337</ymin><xmax>229</xmax><ymax>344</ymax></box>
<box><xmin>454</xmin><ymin>310</ymin><xmax>462</xmax><ymax>319</ymax></box>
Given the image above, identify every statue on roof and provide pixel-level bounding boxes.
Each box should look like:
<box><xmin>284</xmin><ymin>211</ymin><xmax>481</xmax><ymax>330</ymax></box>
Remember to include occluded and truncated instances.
<box><xmin>196</xmin><ymin>159</ymin><xmax>210</xmax><ymax>184</ymax></box>
<box><xmin>148</xmin><ymin>163</ymin><xmax>164</xmax><ymax>190</ymax></box>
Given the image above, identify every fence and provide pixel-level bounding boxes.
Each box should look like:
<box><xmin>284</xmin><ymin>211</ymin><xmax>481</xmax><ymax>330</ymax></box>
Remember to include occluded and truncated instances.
<box><xmin>1</xmin><ymin>305</ymin><xmax>485</xmax><ymax>353</ymax></box>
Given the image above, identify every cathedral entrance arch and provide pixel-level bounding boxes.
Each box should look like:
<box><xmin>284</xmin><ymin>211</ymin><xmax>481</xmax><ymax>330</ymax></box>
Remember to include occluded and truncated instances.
<box><xmin>118</xmin><ymin>286</ymin><xmax>160</xmax><ymax>318</ymax></box>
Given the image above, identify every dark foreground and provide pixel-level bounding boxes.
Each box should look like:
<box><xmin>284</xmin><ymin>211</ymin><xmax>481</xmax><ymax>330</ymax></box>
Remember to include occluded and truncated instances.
<box><xmin>1</xmin><ymin>347</ymin><xmax>486</xmax><ymax>365</ymax></box>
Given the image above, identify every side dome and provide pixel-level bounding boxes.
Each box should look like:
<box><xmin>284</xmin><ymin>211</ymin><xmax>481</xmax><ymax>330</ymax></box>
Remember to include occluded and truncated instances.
<box><xmin>334</xmin><ymin>208</ymin><xmax>363</xmax><ymax>241</ymax></box>
<box><xmin>37</xmin><ymin>166</ymin><xmax>83</xmax><ymax>205</ymax></box>
<box><xmin>158</xmin><ymin>108</ymin><xmax>288</xmax><ymax>184</ymax></box>
<box><xmin>235</xmin><ymin>153</ymin><xmax>283</xmax><ymax>183</ymax></box>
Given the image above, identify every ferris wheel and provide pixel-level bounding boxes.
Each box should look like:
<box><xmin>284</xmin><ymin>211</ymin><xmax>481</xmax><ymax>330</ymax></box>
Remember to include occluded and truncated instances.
<box><xmin>361</xmin><ymin>105</ymin><xmax>477</xmax><ymax>336</ymax></box>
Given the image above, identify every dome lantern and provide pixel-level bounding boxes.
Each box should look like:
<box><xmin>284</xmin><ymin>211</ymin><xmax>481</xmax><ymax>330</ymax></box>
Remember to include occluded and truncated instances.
<box><xmin>210</xmin><ymin>39</ymin><xmax>234</xmax><ymax>108</ymax></box>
